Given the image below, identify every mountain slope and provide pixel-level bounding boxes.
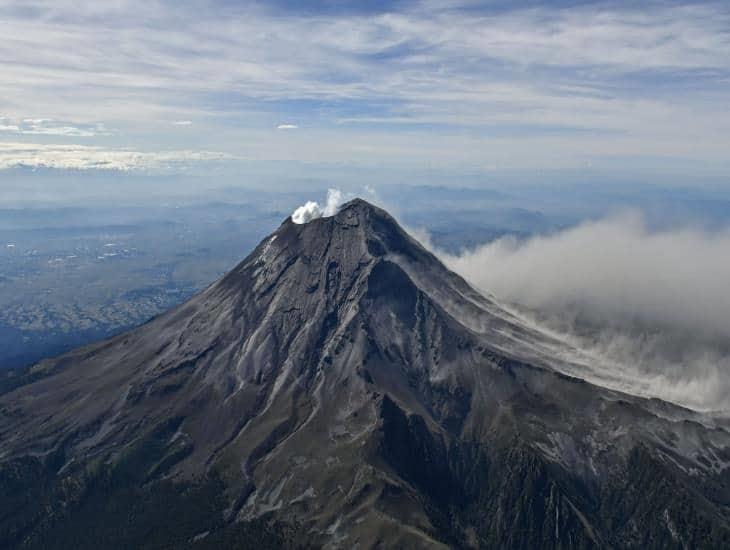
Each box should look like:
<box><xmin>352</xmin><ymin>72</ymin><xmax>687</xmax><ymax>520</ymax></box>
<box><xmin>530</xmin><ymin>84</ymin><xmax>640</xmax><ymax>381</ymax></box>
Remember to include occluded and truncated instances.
<box><xmin>1</xmin><ymin>199</ymin><xmax>730</xmax><ymax>549</ymax></box>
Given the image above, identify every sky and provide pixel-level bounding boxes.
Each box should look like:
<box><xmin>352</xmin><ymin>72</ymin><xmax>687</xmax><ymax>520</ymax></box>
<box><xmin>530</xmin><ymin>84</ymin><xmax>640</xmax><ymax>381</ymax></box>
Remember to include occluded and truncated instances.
<box><xmin>1</xmin><ymin>0</ymin><xmax>729</xmax><ymax>198</ymax></box>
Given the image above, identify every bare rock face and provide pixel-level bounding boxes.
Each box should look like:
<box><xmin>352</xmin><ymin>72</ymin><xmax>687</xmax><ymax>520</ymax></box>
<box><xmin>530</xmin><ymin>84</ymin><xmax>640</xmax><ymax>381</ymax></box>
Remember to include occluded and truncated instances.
<box><xmin>2</xmin><ymin>199</ymin><xmax>730</xmax><ymax>549</ymax></box>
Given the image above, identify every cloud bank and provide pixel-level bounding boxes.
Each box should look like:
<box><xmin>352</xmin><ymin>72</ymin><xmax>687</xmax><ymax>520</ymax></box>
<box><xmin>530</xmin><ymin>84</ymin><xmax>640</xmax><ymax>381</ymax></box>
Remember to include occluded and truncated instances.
<box><xmin>291</xmin><ymin>188</ymin><xmax>344</xmax><ymax>224</ymax></box>
<box><xmin>437</xmin><ymin>214</ymin><xmax>730</xmax><ymax>412</ymax></box>
<box><xmin>0</xmin><ymin>142</ymin><xmax>235</xmax><ymax>171</ymax></box>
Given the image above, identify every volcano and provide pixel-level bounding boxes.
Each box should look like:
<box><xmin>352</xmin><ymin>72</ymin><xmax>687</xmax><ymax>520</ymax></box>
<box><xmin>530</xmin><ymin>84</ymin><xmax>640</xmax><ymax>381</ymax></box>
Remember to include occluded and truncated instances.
<box><xmin>1</xmin><ymin>199</ymin><xmax>730</xmax><ymax>549</ymax></box>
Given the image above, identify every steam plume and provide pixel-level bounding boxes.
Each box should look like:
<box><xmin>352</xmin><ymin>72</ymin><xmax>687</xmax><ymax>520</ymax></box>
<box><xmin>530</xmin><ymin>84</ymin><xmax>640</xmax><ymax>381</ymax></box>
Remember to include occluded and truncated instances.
<box><xmin>291</xmin><ymin>189</ymin><xmax>343</xmax><ymax>224</ymax></box>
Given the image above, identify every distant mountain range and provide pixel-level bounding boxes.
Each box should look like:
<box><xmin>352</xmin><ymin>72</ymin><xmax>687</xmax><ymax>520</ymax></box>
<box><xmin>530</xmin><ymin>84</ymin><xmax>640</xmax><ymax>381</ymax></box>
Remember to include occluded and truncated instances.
<box><xmin>1</xmin><ymin>199</ymin><xmax>729</xmax><ymax>548</ymax></box>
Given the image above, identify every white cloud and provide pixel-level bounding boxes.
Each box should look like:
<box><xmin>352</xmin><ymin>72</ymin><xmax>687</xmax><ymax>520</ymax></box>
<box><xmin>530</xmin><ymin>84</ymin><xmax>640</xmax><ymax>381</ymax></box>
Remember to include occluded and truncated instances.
<box><xmin>277</xmin><ymin>124</ymin><xmax>299</xmax><ymax>129</ymax></box>
<box><xmin>1</xmin><ymin>3</ymin><xmax>728</xmax><ymax>129</ymax></box>
<box><xmin>0</xmin><ymin>142</ymin><xmax>236</xmax><ymax>171</ymax></box>
<box><xmin>0</xmin><ymin>116</ymin><xmax>109</xmax><ymax>137</ymax></box>
<box><xmin>172</xmin><ymin>120</ymin><xmax>193</xmax><ymax>126</ymax></box>
<box><xmin>0</xmin><ymin>2</ymin><xmax>728</xmax><ymax>172</ymax></box>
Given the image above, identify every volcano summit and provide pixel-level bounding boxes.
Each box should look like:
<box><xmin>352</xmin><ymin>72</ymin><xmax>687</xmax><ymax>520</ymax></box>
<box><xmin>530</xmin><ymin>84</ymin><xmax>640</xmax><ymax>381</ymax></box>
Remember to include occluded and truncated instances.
<box><xmin>1</xmin><ymin>199</ymin><xmax>730</xmax><ymax>549</ymax></box>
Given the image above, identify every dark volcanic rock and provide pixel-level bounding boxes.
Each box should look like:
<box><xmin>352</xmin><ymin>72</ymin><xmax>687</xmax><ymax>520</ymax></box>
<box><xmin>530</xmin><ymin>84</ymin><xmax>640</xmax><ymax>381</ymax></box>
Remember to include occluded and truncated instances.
<box><xmin>1</xmin><ymin>199</ymin><xmax>730</xmax><ymax>548</ymax></box>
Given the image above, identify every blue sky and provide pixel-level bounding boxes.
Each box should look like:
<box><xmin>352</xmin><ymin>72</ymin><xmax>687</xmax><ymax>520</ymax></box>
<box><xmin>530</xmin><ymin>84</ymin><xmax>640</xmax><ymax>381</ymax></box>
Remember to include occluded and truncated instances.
<box><xmin>0</xmin><ymin>0</ymin><xmax>729</xmax><ymax>198</ymax></box>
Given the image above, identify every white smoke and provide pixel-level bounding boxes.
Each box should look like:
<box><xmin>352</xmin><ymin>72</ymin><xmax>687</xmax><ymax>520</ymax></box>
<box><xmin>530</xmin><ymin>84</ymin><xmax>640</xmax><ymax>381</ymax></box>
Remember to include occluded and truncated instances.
<box><xmin>291</xmin><ymin>201</ymin><xmax>322</xmax><ymax>224</ymax></box>
<box><xmin>432</xmin><ymin>212</ymin><xmax>730</xmax><ymax>412</ymax></box>
<box><xmin>291</xmin><ymin>188</ymin><xmax>344</xmax><ymax>224</ymax></box>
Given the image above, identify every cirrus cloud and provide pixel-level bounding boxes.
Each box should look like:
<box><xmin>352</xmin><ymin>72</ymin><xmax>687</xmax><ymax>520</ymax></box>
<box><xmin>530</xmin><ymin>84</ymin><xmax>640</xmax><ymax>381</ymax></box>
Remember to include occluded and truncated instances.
<box><xmin>0</xmin><ymin>0</ymin><xmax>728</xmax><ymax>171</ymax></box>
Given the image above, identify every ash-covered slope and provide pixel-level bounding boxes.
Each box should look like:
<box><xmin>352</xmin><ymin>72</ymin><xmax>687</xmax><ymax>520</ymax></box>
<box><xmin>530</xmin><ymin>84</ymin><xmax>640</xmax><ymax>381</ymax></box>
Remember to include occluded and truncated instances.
<box><xmin>1</xmin><ymin>199</ymin><xmax>730</xmax><ymax>549</ymax></box>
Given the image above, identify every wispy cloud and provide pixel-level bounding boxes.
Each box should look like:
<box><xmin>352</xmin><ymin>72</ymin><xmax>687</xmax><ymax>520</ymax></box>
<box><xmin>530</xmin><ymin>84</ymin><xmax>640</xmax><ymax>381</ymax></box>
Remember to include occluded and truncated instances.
<box><xmin>0</xmin><ymin>116</ymin><xmax>110</xmax><ymax>137</ymax></box>
<box><xmin>172</xmin><ymin>120</ymin><xmax>193</xmax><ymax>126</ymax></box>
<box><xmin>0</xmin><ymin>118</ymin><xmax>19</xmax><ymax>132</ymax></box>
<box><xmin>277</xmin><ymin>124</ymin><xmax>299</xmax><ymax>130</ymax></box>
<box><xmin>0</xmin><ymin>1</ymin><xmax>728</xmax><ymax>173</ymax></box>
<box><xmin>0</xmin><ymin>142</ymin><xmax>236</xmax><ymax>171</ymax></box>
